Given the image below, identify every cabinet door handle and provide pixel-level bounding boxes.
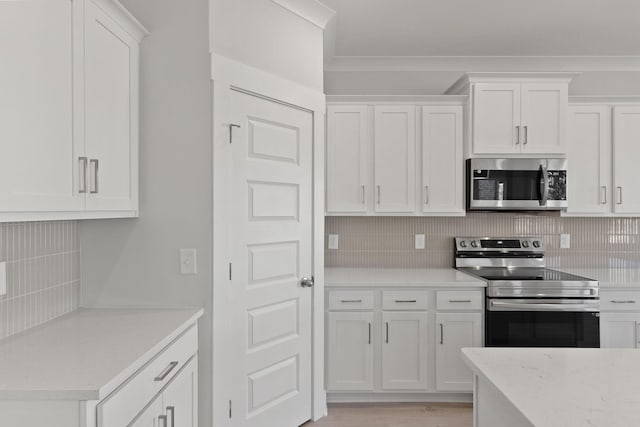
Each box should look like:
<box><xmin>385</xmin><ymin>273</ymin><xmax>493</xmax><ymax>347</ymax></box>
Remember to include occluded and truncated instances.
<box><xmin>394</xmin><ymin>299</ymin><xmax>417</xmax><ymax>303</ymax></box>
<box><xmin>158</xmin><ymin>415</ymin><xmax>168</xmax><ymax>427</ymax></box>
<box><xmin>340</xmin><ymin>299</ymin><xmax>362</xmax><ymax>303</ymax></box>
<box><xmin>166</xmin><ymin>406</ymin><xmax>175</xmax><ymax>427</ymax></box>
<box><xmin>636</xmin><ymin>322</ymin><xmax>640</xmax><ymax>346</ymax></box>
<box><xmin>361</xmin><ymin>185</ymin><xmax>365</xmax><ymax>204</ymax></box>
<box><xmin>385</xmin><ymin>322</ymin><xmax>389</xmax><ymax>343</ymax></box>
<box><xmin>523</xmin><ymin>125</ymin><xmax>528</xmax><ymax>145</ymax></box>
<box><xmin>601</xmin><ymin>186</ymin><xmax>607</xmax><ymax>205</ymax></box>
<box><xmin>617</xmin><ymin>186</ymin><xmax>623</xmax><ymax>205</ymax></box>
<box><xmin>154</xmin><ymin>361</ymin><xmax>179</xmax><ymax>381</ymax></box>
<box><xmin>377</xmin><ymin>185</ymin><xmax>381</xmax><ymax>205</ymax></box>
<box><xmin>89</xmin><ymin>159</ymin><xmax>99</xmax><ymax>194</ymax></box>
<box><xmin>368</xmin><ymin>322</ymin><xmax>371</xmax><ymax>344</ymax></box>
<box><xmin>515</xmin><ymin>126</ymin><xmax>520</xmax><ymax>144</ymax></box>
<box><xmin>78</xmin><ymin>157</ymin><xmax>88</xmax><ymax>194</ymax></box>
<box><xmin>424</xmin><ymin>186</ymin><xmax>429</xmax><ymax>205</ymax></box>
<box><xmin>440</xmin><ymin>323</ymin><xmax>444</xmax><ymax>345</ymax></box>
<box><xmin>449</xmin><ymin>299</ymin><xmax>472</xmax><ymax>303</ymax></box>
<box><xmin>610</xmin><ymin>300</ymin><xmax>636</xmax><ymax>304</ymax></box>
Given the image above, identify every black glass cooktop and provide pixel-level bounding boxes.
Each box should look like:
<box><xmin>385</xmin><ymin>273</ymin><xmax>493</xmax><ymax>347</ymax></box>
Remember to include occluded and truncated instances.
<box><xmin>459</xmin><ymin>267</ymin><xmax>596</xmax><ymax>282</ymax></box>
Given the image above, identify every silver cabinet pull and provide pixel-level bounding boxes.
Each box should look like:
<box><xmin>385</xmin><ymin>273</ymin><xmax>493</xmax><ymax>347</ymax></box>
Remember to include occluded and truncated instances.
<box><xmin>611</xmin><ymin>300</ymin><xmax>637</xmax><ymax>304</ymax></box>
<box><xmin>361</xmin><ymin>185</ymin><xmax>365</xmax><ymax>204</ymax></box>
<box><xmin>449</xmin><ymin>299</ymin><xmax>472</xmax><ymax>303</ymax></box>
<box><xmin>601</xmin><ymin>186</ymin><xmax>607</xmax><ymax>205</ymax></box>
<box><xmin>166</xmin><ymin>406</ymin><xmax>175</xmax><ymax>427</ymax></box>
<box><xmin>424</xmin><ymin>186</ymin><xmax>429</xmax><ymax>205</ymax></box>
<box><xmin>340</xmin><ymin>299</ymin><xmax>362</xmax><ymax>303</ymax></box>
<box><xmin>617</xmin><ymin>186</ymin><xmax>623</xmax><ymax>205</ymax></box>
<box><xmin>440</xmin><ymin>323</ymin><xmax>444</xmax><ymax>345</ymax></box>
<box><xmin>515</xmin><ymin>125</ymin><xmax>520</xmax><ymax>144</ymax></box>
<box><xmin>385</xmin><ymin>322</ymin><xmax>389</xmax><ymax>343</ymax></box>
<box><xmin>523</xmin><ymin>125</ymin><xmax>528</xmax><ymax>144</ymax></box>
<box><xmin>368</xmin><ymin>322</ymin><xmax>371</xmax><ymax>344</ymax></box>
<box><xmin>89</xmin><ymin>159</ymin><xmax>99</xmax><ymax>194</ymax></box>
<box><xmin>78</xmin><ymin>157</ymin><xmax>88</xmax><ymax>194</ymax></box>
<box><xmin>636</xmin><ymin>322</ymin><xmax>640</xmax><ymax>345</ymax></box>
<box><xmin>154</xmin><ymin>361</ymin><xmax>179</xmax><ymax>381</ymax></box>
<box><xmin>376</xmin><ymin>185</ymin><xmax>381</xmax><ymax>205</ymax></box>
<box><xmin>394</xmin><ymin>299</ymin><xmax>417</xmax><ymax>303</ymax></box>
<box><xmin>158</xmin><ymin>415</ymin><xmax>168</xmax><ymax>427</ymax></box>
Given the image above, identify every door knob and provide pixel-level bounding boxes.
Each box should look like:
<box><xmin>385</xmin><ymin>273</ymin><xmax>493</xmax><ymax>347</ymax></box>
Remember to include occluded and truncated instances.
<box><xmin>300</xmin><ymin>277</ymin><xmax>314</xmax><ymax>288</ymax></box>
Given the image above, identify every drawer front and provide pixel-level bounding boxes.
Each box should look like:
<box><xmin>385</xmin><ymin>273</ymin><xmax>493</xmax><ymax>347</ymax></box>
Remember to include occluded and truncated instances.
<box><xmin>382</xmin><ymin>290</ymin><xmax>429</xmax><ymax>310</ymax></box>
<box><xmin>97</xmin><ymin>325</ymin><xmax>198</xmax><ymax>427</ymax></box>
<box><xmin>328</xmin><ymin>290</ymin><xmax>375</xmax><ymax>310</ymax></box>
<box><xmin>601</xmin><ymin>291</ymin><xmax>640</xmax><ymax>311</ymax></box>
<box><xmin>436</xmin><ymin>290</ymin><xmax>483</xmax><ymax>311</ymax></box>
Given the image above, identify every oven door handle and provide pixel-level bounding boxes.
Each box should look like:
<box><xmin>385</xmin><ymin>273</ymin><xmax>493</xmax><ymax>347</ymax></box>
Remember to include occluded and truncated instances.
<box><xmin>489</xmin><ymin>300</ymin><xmax>599</xmax><ymax>312</ymax></box>
<box><xmin>539</xmin><ymin>163</ymin><xmax>549</xmax><ymax>206</ymax></box>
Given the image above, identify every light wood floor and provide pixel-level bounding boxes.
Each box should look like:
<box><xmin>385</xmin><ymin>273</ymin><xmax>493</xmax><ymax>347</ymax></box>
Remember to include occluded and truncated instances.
<box><xmin>303</xmin><ymin>403</ymin><xmax>473</xmax><ymax>427</ymax></box>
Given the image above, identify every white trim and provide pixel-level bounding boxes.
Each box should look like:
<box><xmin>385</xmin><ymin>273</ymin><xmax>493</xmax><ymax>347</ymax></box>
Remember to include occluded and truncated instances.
<box><xmin>270</xmin><ymin>0</ymin><xmax>336</xmax><ymax>29</ymax></box>
<box><xmin>569</xmin><ymin>96</ymin><xmax>640</xmax><ymax>105</ymax></box>
<box><xmin>327</xmin><ymin>94</ymin><xmax>468</xmax><ymax>104</ymax></box>
<box><xmin>212</xmin><ymin>54</ymin><xmax>327</xmax><ymax>426</ymax></box>
<box><xmin>0</xmin><ymin>210</ymin><xmax>137</xmax><ymax>222</ymax></box>
<box><xmin>90</xmin><ymin>0</ymin><xmax>150</xmax><ymax>41</ymax></box>
<box><xmin>327</xmin><ymin>392</ymin><xmax>473</xmax><ymax>404</ymax></box>
<box><xmin>325</xmin><ymin>56</ymin><xmax>640</xmax><ymax>72</ymax></box>
<box><xmin>446</xmin><ymin>72</ymin><xmax>581</xmax><ymax>95</ymax></box>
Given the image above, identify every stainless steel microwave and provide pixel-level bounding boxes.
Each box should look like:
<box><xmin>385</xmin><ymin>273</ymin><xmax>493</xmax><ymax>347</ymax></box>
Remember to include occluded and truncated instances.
<box><xmin>467</xmin><ymin>158</ymin><xmax>568</xmax><ymax>211</ymax></box>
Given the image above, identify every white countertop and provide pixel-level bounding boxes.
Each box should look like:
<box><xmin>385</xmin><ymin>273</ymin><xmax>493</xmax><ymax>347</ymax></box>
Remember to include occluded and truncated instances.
<box><xmin>325</xmin><ymin>268</ymin><xmax>486</xmax><ymax>287</ymax></box>
<box><xmin>462</xmin><ymin>347</ymin><xmax>640</xmax><ymax>427</ymax></box>
<box><xmin>556</xmin><ymin>268</ymin><xmax>640</xmax><ymax>287</ymax></box>
<box><xmin>0</xmin><ymin>308</ymin><xmax>203</xmax><ymax>400</ymax></box>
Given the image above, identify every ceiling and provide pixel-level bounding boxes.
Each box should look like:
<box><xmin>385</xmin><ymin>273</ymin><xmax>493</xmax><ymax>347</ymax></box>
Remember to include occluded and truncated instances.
<box><xmin>320</xmin><ymin>0</ymin><xmax>640</xmax><ymax>57</ymax></box>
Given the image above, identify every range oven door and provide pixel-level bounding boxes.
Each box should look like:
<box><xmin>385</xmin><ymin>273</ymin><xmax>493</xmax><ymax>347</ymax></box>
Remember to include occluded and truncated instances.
<box><xmin>468</xmin><ymin>158</ymin><xmax>567</xmax><ymax>210</ymax></box>
<box><xmin>486</xmin><ymin>298</ymin><xmax>600</xmax><ymax>348</ymax></box>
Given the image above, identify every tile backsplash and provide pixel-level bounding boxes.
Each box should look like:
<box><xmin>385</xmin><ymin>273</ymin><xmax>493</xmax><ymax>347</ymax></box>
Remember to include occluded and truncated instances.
<box><xmin>325</xmin><ymin>213</ymin><xmax>640</xmax><ymax>269</ymax></box>
<box><xmin>0</xmin><ymin>221</ymin><xmax>80</xmax><ymax>340</ymax></box>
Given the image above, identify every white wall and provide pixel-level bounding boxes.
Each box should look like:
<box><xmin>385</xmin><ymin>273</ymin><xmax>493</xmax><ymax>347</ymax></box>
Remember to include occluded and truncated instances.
<box><xmin>78</xmin><ymin>0</ymin><xmax>213</xmax><ymax>425</ymax></box>
<box><xmin>210</xmin><ymin>0</ymin><xmax>324</xmax><ymax>91</ymax></box>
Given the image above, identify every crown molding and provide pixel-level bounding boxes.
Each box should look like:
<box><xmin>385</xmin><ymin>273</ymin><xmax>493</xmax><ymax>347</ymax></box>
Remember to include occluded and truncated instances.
<box><xmin>326</xmin><ymin>94</ymin><xmax>468</xmax><ymax>104</ymax></box>
<box><xmin>445</xmin><ymin>72</ymin><xmax>582</xmax><ymax>94</ymax></box>
<box><xmin>270</xmin><ymin>0</ymin><xmax>336</xmax><ymax>29</ymax></box>
<box><xmin>324</xmin><ymin>56</ymin><xmax>640</xmax><ymax>72</ymax></box>
<box><xmin>569</xmin><ymin>95</ymin><xmax>640</xmax><ymax>104</ymax></box>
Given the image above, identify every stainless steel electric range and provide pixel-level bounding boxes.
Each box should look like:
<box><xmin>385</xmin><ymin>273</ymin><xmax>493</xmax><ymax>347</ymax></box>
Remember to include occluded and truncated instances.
<box><xmin>455</xmin><ymin>236</ymin><xmax>600</xmax><ymax>348</ymax></box>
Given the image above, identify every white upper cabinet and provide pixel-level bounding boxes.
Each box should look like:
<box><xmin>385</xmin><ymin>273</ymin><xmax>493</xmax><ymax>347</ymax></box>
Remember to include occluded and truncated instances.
<box><xmin>326</xmin><ymin>106</ymin><xmax>369</xmax><ymax>213</ymax></box>
<box><xmin>0</xmin><ymin>0</ymin><xmax>84</xmax><ymax>213</ymax></box>
<box><xmin>422</xmin><ymin>106</ymin><xmax>464</xmax><ymax>214</ymax></box>
<box><xmin>613</xmin><ymin>106</ymin><xmax>640</xmax><ymax>214</ymax></box>
<box><xmin>473</xmin><ymin>82</ymin><xmax>567</xmax><ymax>155</ymax></box>
<box><xmin>0</xmin><ymin>0</ymin><xmax>146</xmax><ymax>221</ymax></box>
<box><xmin>374</xmin><ymin>106</ymin><xmax>416</xmax><ymax>213</ymax></box>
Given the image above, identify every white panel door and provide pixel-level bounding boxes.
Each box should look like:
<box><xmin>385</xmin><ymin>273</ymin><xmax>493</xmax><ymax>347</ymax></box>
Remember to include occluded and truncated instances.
<box><xmin>230</xmin><ymin>90</ymin><xmax>312</xmax><ymax>427</ymax></box>
<box><xmin>472</xmin><ymin>83</ymin><xmax>521</xmax><ymax>154</ymax></box>
<box><xmin>613</xmin><ymin>106</ymin><xmax>640</xmax><ymax>214</ymax></box>
<box><xmin>520</xmin><ymin>83</ymin><xmax>567</xmax><ymax>154</ymax></box>
<box><xmin>565</xmin><ymin>106</ymin><xmax>611</xmax><ymax>215</ymax></box>
<box><xmin>600</xmin><ymin>313</ymin><xmax>640</xmax><ymax>348</ymax></box>
<box><xmin>374</xmin><ymin>106</ymin><xmax>416</xmax><ymax>213</ymax></box>
<box><xmin>326</xmin><ymin>106</ymin><xmax>370</xmax><ymax>213</ymax></box>
<box><xmin>422</xmin><ymin>106</ymin><xmax>464</xmax><ymax>214</ymax></box>
<box><xmin>0</xmin><ymin>0</ymin><xmax>84</xmax><ymax>212</ymax></box>
<box><xmin>381</xmin><ymin>312</ymin><xmax>428</xmax><ymax>390</ymax></box>
<box><xmin>162</xmin><ymin>357</ymin><xmax>197</xmax><ymax>427</ymax></box>
<box><xmin>327</xmin><ymin>311</ymin><xmax>374</xmax><ymax>391</ymax></box>
<box><xmin>84</xmin><ymin>0</ymin><xmax>138</xmax><ymax>211</ymax></box>
<box><xmin>435</xmin><ymin>312</ymin><xmax>482</xmax><ymax>392</ymax></box>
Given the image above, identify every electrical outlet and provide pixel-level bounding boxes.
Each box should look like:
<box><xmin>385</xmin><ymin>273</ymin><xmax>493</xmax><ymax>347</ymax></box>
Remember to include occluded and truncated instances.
<box><xmin>415</xmin><ymin>234</ymin><xmax>425</xmax><ymax>250</ymax></box>
<box><xmin>328</xmin><ymin>234</ymin><xmax>339</xmax><ymax>250</ymax></box>
<box><xmin>179</xmin><ymin>248</ymin><xmax>198</xmax><ymax>274</ymax></box>
<box><xmin>560</xmin><ymin>234</ymin><xmax>571</xmax><ymax>249</ymax></box>
<box><xmin>0</xmin><ymin>262</ymin><xmax>5</xmax><ymax>296</ymax></box>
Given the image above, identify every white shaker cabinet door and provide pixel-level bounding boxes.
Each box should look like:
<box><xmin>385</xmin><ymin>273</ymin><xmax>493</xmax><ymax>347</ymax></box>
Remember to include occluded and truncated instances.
<box><xmin>326</xmin><ymin>106</ymin><xmax>370</xmax><ymax>213</ymax></box>
<box><xmin>84</xmin><ymin>0</ymin><xmax>139</xmax><ymax>212</ymax></box>
<box><xmin>435</xmin><ymin>312</ymin><xmax>482</xmax><ymax>392</ymax></box>
<box><xmin>565</xmin><ymin>106</ymin><xmax>611</xmax><ymax>215</ymax></box>
<box><xmin>381</xmin><ymin>311</ymin><xmax>428</xmax><ymax>390</ymax></box>
<box><xmin>0</xmin><ymin>0</ymin><xmax>84</xmax><ymax>212</ymax></box>
<box><xmin>600</xmin><ymin>313</ymin><xmax>640</xmax><ymax>349</ymax></box>
<box><xmin>374</xmin><ymin>106</ymin><xmax>416</xmax><ymax>213</ymax></box>
<box><xmin>520</xmin><ymin>83</ymin><xmax>567</xmax><ymax>154</ymax></box>
<box><xmin>422</xmin><ymin>106</ymin><xmax>464</xmax><ymax>214</ymax></box>
<box><xmin>162</xmin><ymin>356</ymin><xmax>198</xmax><ymax>427</ymax></box>
<box><xmin>613</xmin><ymin>106</ymin><xmax>640</xmax><ymax>214</ymax></box>
<box><xmin>327</xmin><ymin>311</ymin><xmax>374</xmax><ymax>391</ymax></box>
<box><xmin>472</xmin><ymin>83</ymin><xmax>521</xmax><ymax>154</ymax></box>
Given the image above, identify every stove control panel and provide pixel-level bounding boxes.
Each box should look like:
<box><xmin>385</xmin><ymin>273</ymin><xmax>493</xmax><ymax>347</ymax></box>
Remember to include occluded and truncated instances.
<box><xmin>455</xmin><ymin>237</ymin><xmax>544</xmax><ymax>252</ymax></box>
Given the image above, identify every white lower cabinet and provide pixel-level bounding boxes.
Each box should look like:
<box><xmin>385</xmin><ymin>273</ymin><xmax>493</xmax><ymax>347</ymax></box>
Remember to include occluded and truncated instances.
<box><xmin>435</xmin><ymin>313</ymin><xmax>482</xmax><ymax>391</ymax></box>
<box><xmin>600</xmin><ymin>289</ymin><xmax>640</xmax><ymax>348</ymax></box>
<box><xmin>381</xmin><ymin>312</ymin><xmax>428</xmax><ymax>390</ymax></box>
<box><xmin>327</xmin><ymin>311</ymin><xmax>374</xmax><ymax>391</ymax></box>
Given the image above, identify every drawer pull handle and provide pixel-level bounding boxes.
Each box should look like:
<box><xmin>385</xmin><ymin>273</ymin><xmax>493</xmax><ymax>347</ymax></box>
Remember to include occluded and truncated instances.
<box><xmin>155</xmin><ymin>361</ymin><xmax>179</xmax><ymax>381</ymax></box>
<box><xmin>394</xmin><ymin>299</ymin><xmax>417</xmax><ymax>303</ymax></box>
<box><xmin>449</xmin><ymin>299</ymin><xmax>472</xmax><ymax>303</ymax></box>
<box><xmin>167</xmin><ymin>406</ymin><xmax>175</xmax><ymax>427</ymax></box>
<box><xmin>340</xmin><ymin>299</ymin><xmax>362</xmax><ymax>303</ymax></box>
<box><xmin>440</xmin><ymin>323</ymin><xmax>444</xmax><ymax>345</ymax></box>
<box><xmin>368</xmin><ymin>322</ymin><xmax>371</xmax><ymax>344</ymax></box>
<box><xmin>611</xmin><ymin>300</ymin><xmax>636</xmax><ymax>304</ymax></box>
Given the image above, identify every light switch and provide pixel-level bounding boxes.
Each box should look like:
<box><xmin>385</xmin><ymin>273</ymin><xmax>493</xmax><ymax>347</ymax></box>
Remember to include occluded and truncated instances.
<box><xmin>560</xmin><ymin>234</ymin><xmax>571</xmax><ymax>249</ymax></box>
<box><xmin>328</xmin><ymin>234</ymin><xmax>339</xmax><ymax>250</ymax></box>
<box><xmin>415</xmin><ymin>234</ymin><xmax>425</xmax><ymax>250</ymax></box>
<box><xmin>180</xmin><ymin>249</ymin><xmax>197</xmax><ymax>274</ymax></box>
<box><xmin>0</xmin><ymin>262</ymin><xmax>6</xmax><ymax>296</ymax></box>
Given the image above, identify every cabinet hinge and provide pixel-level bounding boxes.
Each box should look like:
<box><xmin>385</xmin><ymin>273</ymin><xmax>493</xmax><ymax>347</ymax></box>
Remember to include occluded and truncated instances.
<box><xmin>229</xmin><ymin>262</ymin><xmax>232</xmax><ymax>280</ymax></box>
<box><xmin>229</xmin><ymin>399</ymin><xmax>232</xmax><ymax>418</ymax></box>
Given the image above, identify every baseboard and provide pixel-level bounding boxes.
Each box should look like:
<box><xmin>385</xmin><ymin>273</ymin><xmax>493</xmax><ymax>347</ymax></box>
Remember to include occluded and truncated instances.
<box><xmin>327</xmin><ymin>392</ymin><xmax>473</xmax><ymax>404</ymax></box>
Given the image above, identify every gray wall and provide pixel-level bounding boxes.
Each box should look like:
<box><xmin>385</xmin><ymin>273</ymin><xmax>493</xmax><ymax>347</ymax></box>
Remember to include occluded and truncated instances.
<box><xmin>78</xmin><ymin>0</ymin><xmax>213</xmax><ymax>425</ymax></box>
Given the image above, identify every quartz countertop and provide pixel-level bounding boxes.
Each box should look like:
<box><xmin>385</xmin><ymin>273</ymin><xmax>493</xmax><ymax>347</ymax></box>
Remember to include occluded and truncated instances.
<box><xmin>325</xmin><ymin>268</ymin><xmax>486</xmax><ymax>287</ymax></box>
<box><xmin>462</xmin><ymin>347</ymin><xmax>640</xmax><ymax>427</ymax></box>
<box><xmin>0</xmin><ymin>308</ymin><xmax>203</xmax><ymax>400</ymax></box>
<box><xmin>556</xmin><ymin>268</ymin><xmax>640</xmax><ymax>288</ymax></box>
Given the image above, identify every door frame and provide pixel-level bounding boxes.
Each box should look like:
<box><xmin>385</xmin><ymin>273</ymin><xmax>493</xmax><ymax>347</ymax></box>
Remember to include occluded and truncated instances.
<box><xmin>211</xmin><ymin>54</ymin><xmax>326</xmax><ymax>426</ymax></box>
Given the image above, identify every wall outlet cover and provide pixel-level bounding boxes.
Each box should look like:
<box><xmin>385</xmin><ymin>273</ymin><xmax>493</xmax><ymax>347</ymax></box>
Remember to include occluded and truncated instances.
<box><xmin>179</xmin><ymin>248</ymin><xmax>198</xmax><ymax>274</ymax></box>
<box><xmin>560</xmin><ymin>234</ymin><xmax>571</xmax><ymax>249</ymax></box>
<box><xmin>328</xmin><ymin>234</ymin><xmax>339</xmax><ymax>250</ymax></box>
<box><xmin>415</xmin><ymin>234</ymin><xmax>426</xmax><ymax>250</ymax></box>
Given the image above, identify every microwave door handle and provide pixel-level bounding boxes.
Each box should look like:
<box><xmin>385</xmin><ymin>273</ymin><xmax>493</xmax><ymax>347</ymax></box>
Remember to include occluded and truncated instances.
<box><xmin>539</xmin><ymin>164</ymin><xmax>549</xmax><ymax>206</ymax></box>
